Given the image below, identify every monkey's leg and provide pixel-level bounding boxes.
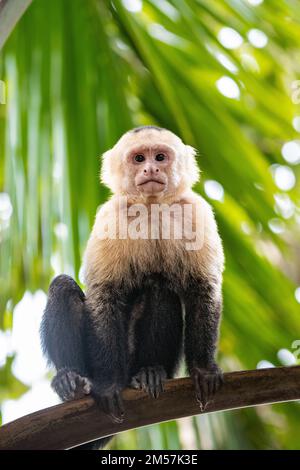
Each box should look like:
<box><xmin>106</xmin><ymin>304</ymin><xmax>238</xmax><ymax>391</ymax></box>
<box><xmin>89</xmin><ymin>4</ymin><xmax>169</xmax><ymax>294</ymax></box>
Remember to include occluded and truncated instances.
<box><xmin>84</xmin><ymin>285</ymin><xmax>133</xmax><ymax>423</ymax></box>
<box><xmin>40</xmin><ymin>274</ymin><xmax>92</xmax><ymax>401</ymax></box>
<box><xmin>41</xmin><ymin>275</ymin><xmax>112</xmax><ymax>450</ymax></box>
<box><xmin>130</xmin><ymin>283</ymin><xmax>183</xmax><ymax>399</ymax></box>
<box><xmin>184</xmin><ymin>277</ymin><xmax>223</xmax><ymax>411</ymax></box>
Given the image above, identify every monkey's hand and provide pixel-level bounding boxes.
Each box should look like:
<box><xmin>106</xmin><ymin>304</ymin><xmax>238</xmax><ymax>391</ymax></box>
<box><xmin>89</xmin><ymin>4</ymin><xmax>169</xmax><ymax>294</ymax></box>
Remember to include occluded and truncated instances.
<box><xmin>131</xmin><ymin>366</ymin><xmax>167</xmax><ymax>399</ymax></box>
<box><xmin>51</xmin><ymin>368</ymin><xmax>92</xmax><ymax>401</ymax></box>
<box><xmin>91</xmin><ymin>383</ymin><xmax>125</xmax><ymax>424</ymax></box>
<box><xmin>191</xmin><ymin>365</ymin><xmax>224</xmax><ymax>412</ymax></box>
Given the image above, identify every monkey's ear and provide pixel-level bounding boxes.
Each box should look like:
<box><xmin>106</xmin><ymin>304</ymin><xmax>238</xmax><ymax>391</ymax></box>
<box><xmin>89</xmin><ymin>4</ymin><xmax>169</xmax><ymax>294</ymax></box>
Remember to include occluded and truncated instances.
<box><xmin>185</xmin><ymin>145</ymin><xmax>200</xmax><ymax>187</ymax></box>
<box><xmin>100</xmin><ymin>148</ymin><xmax>121</xmax><ymax>193</ymax></box>
<box><xmin>100</xmin><ymin>148</ymin><xmax>113</xmax><ymax>189</ymax></box>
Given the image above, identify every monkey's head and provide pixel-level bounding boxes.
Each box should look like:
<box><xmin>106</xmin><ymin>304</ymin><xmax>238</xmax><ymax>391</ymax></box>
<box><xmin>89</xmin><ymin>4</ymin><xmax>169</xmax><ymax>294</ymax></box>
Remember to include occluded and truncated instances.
<box><xmin>101</xmin><ymin>126</ymin><xmax>199</xmax><ymax>200</ymax></box>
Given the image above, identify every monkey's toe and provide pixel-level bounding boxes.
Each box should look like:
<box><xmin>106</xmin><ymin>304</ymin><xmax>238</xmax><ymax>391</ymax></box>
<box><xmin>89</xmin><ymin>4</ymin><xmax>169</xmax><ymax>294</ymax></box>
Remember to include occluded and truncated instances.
<box><xmin>76</xmin><ymin>375</ymin><xmax>92</xmax><ymax>396</ymax></box>
<box><xmin>102</xmin><ymin>391</ymin><xmax>125</xmax><ymax>424</ymax></box>
<box><xmin>131</xmin><ymin>366</ymin><xmax>167</xmax><ymax>399</ymax></box>
<box><xmin>92</xmin><ymin>384</ymin><xmax>125</xmax><ymax>424</ymax></box>
<box><xmin>191</xmin><ymin>366</ymin><xmax>224</xmax><ymax>411</ymax></box>
<box><xmin>51</xmin><ymin>368</ymin><xmax>92</xmax><ymax>401</ymax></box>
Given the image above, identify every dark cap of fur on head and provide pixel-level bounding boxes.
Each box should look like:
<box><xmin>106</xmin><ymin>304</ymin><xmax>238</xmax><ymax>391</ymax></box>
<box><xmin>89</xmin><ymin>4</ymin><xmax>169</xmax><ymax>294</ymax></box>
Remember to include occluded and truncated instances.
<box><xmin>130</xmin><ymin>125</ymin><xmax>165</xmax><ymax>133</ymax></box>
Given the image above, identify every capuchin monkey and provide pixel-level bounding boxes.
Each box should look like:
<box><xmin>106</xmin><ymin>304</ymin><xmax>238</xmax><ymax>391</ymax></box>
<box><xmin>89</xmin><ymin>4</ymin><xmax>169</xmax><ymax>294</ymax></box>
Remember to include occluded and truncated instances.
<box><xmin>40</xmin><ymin>125</ymin><xmax>225</xmax><ymax>450</ymax></box>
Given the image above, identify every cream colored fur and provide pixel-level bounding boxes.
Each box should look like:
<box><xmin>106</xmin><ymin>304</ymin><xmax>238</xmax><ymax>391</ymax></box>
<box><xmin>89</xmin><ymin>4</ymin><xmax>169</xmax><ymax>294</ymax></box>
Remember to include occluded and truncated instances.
<box><xmin>83</xmin><ymin>129</ymin><xmax>224</xmax><ymax>294</ymax></box>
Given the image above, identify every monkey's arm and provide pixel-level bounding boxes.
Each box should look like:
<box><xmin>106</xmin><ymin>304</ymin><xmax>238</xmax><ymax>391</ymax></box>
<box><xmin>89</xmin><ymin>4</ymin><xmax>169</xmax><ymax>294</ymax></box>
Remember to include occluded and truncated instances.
<box><xmin>184</xmin><ymin>196</ymin><xmax>224</xmax><ymax>409</ymax></box>
<box><xmin>184</xmin><ymin>277</ymin><xmax>223</xmax><ymax>410</ymax></box>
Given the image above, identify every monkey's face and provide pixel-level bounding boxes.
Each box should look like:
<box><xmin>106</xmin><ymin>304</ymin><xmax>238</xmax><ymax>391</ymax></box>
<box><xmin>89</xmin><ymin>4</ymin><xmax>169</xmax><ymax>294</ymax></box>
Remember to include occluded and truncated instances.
<box><xmin>125</xmin><ymin>143</ymin><xmax>175</xmax><ymax>196</ymax></box>
<box><xmin>101</xmin><ymin>128</ymin><xmax>200</xmax><ymax>199</ymax></box>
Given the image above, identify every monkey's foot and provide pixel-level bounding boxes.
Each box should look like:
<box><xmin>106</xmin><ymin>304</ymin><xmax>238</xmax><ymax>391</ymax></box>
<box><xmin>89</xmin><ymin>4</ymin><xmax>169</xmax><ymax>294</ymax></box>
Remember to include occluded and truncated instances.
<box><xmin>191</xmin><ymin>366</ymin><xmax>224</xmax><ymax>412</ymax></box>
<box><xmin>51</xmin><ymin>368</ymin><xmax>92</xmax><ymax>402</ymax></box>
<box><xmin>131</xmin><ymin>366</ymin><xmax>167</xmax><ymax>399</ymax></box>
<box><xmin>92</xmin><ymin>384</ymin><xmax>125</xmax><ymax>424</ymax></box>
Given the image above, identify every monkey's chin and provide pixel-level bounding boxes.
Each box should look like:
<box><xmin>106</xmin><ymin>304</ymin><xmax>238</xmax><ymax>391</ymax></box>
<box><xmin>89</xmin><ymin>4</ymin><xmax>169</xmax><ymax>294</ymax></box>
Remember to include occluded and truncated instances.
<box><xmin>137</xmin><ymin>181</ymin><xmax>166</xmax><ymax>196</ymax></box>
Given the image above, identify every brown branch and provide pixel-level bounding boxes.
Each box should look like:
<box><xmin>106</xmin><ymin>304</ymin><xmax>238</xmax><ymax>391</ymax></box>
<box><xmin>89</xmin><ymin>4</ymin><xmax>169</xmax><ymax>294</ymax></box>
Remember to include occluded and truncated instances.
<box><xmin>0</xmin><ymin>366</ymin><xmax>300</xmax><ymax>450</ymax></box>
<box><xmin>0</xmin><ymin>0</ymin><xmax>32</xmax><ymax>50</ymax></box>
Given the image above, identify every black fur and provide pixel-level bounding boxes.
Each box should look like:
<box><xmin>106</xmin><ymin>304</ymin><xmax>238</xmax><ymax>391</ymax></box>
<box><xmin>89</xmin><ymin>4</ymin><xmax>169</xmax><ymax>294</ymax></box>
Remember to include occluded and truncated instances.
<box><xmin>41</xmin><ymin>273</ymin><xmax>183</xmax><ymax>449</ymax></box>
<box><xmin>40</xmin><ymin>275</ymin><xmax>87</xmax><ymax>374</ymax></box>
<box><xmin>184</xmin><ymin>277</ymin><xmax>222</xmax><ymax>372</ymax></box>
<box><xmin>40</xmin><ymin>271</ymin><xmax>222</xmax><ymax>449</ymax></box>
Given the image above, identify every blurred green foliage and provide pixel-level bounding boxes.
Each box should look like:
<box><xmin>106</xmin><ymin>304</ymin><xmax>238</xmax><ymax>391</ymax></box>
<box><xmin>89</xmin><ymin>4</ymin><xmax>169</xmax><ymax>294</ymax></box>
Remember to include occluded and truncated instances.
<box><xmin>1</xmin><ymin>0</ymin><xmax>300</xmax><ymax>449</ymax></box>
<box><xmin>0</xmin><ymin>356</ymin><xmax>28</xmax><ymax>402</ymax></box>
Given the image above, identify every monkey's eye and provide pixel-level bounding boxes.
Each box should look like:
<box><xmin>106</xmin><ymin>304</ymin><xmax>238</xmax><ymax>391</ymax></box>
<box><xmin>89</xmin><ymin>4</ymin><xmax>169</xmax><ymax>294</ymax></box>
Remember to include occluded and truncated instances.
<box><xmin>134</xmin><ymin>154</ymin><xmax>145</xmax><ymax>163</ymax></box>
<box><xmin>155</xmin><ymin>153</ymin><xmax>166</xmax><ymax>162</ymax></box>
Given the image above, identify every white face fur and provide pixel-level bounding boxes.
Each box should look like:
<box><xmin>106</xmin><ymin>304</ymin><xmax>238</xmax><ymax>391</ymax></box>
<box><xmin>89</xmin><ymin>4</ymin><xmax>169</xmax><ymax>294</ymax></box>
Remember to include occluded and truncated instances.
<box><xmin>100</xmin><ymin>127</ymin><xmax>200</xmax><ymax>200</ymax></box>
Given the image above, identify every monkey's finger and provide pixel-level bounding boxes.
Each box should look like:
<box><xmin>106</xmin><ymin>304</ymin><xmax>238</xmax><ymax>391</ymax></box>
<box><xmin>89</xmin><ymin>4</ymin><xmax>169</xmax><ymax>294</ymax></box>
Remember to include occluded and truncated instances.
<box><xmin>106</xmin><ymin>395</ymin><xmax>124</xmax><ymax>424</ymax></box>
<box><xmin>66</xmin><ymin>376</ymin><xmax>76</xmax><ymax>397</ymax></box>
<box><xmin>61</xmin><ymin>374</ymin><xmax>70</xmax><ymax>392</ymax></box>
<box><xmin>199</xmin><ymin>376</ymin><xmax>209</xmax><ymax>408</ymax></box>
<box><xmin>209</xmin><ymin>376</ymin><xmax>216</xmax><ymax>397</ymax></box>
<box><xmin>100</xmin><ymin>397</ymin><xmax>116</xmax><ymax>423</ymax></box>
<box><xmin>75</xmin><ymin>374</ymin><xmax>85</xmax><ymax>386</ymax></box>
<box><xmin>99</xmin><ymin>392</ymin><xmax>124</xmax><ymax>424</ymax></box>
<box><xmin>218</xmin><ymin>372</ymin><xmax>225</xmax><ymax>392</ymax></box>
<box><xmin>147</xmin><ymin>369</ymin><xmax>156</xmax><ymax>398</ymax></box>
<box><xmin>91</xmin><ymin>387</ymin><xmax>122</xmax><ymax>423</ymax></box>
<box><xmin>194</xmin><ymin>376</ymin><xmax>207</xmax><ymax>411</ymax></box>
<box><xmin>130</xmin><ymin>376</ymin><xmax>141</xmax><ymax>390</ymax></box>
<box><xmin>82</xmin><ymin>379</ymin><xmax>92</xmax><ymax>395</ymax></box>
<box><xmin>154</xmin><ymin>371</ymin><xmax>164</xmax><ymax>398</ymax></box>
<box><xmin>154</xmin><ymin>375</ymin><xmax>161</xmax><ymax>398</ymax></box>
<box><xmin>204</xmin><ymin>373</ymin><xmax>214</xmax><ymax>401</ymax></box>
<box><xmin>77</xmin><ymin>375</ymin><xmax>92</xmax><ymax>394</ymax></box>
<box><xmin>61</xmin><ymin>375</ymin><xmax>75</xmax><ymax>399</ymax></box>
<box><xmin>211</xmin><ymin>371</ymin><xmax>223</xmax><ymax>396</ymax></box>
<box><xmin>193</xmin><ymin>374</ymin><xmax>203</xmax><ymax>409</ymax></box>
<box><xmin>57</xmin><ymin>383</ymin><xmax>72</xmax><ymax>401</ymax></box>
<box><xmin>159</xmin><ymin>367</ymin><xmax>167</xmax><ymax>394</ymax></box>
<box><xmin>66</xmin><ymin>371</ymin><xmax>76</xmax><ymax>391</ymax></box>
<box><xmin>139</xmin><ymin>369</ymin><xmax>147</xmax><ymax>392</ymax></box>
<box><xmin>115</xmin><ymin>392</ymin><xmax>125</xmax><ymax>418</ymax></box>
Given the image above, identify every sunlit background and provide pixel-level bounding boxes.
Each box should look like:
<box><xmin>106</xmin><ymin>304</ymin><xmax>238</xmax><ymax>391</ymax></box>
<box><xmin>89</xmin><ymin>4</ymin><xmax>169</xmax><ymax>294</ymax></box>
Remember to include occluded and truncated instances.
<box><xmin>1</xmin><ymin>0</ymin><xmax>300</xmax><ymax>449</ymax></box>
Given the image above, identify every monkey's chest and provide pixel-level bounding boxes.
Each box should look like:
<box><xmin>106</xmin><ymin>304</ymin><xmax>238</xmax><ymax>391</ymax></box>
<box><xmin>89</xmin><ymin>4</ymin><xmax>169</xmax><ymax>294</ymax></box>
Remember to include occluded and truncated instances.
<box><xmin>94</xmin><ymin>212</ymin><xmax>201</xmax><ymax>287</ymax></box>
<box><xmin>124</xmin><ymin>237</ymin><xmax>192</xmax><ymax>281</ymax></box>
<box><xmin>124</xmin><ymin>209</ymin><xmax>194</xmax><ymax>266</ymax></box>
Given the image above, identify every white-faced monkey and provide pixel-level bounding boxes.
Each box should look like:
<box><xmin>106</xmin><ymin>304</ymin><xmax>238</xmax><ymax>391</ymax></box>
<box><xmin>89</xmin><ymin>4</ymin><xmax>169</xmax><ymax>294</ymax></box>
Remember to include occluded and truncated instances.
<box><xmin>41</xmin><ymin>126</ymin><xmax>225</xmax><ymax>449</ymax></box>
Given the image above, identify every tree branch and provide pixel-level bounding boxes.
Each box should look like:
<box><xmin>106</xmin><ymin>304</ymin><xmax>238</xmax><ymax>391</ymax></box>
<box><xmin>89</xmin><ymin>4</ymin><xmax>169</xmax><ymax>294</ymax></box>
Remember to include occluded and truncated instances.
<box><xmin>0</xmin><ymin>0</ymin><xmax>32</xmax><ymax>50</ymax></box>
<box><xmin>0</xmin><ymin>366</ymin><xmax>300</xmax><ymax>450</ymax></box>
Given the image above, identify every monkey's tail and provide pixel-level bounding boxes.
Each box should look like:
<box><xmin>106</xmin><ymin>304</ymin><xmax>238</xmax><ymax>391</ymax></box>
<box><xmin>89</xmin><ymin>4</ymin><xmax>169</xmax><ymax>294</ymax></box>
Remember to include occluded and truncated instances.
<box><xmin>70</xmin><ymin>435</ymin><xmax>113</xmax><ymax>450</ymax></box>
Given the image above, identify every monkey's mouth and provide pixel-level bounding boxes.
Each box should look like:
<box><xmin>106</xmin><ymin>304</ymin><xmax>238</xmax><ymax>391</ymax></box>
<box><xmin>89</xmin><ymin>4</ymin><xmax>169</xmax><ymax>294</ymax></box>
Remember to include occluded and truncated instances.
<box><xmin>137</xmin><ymin>179</ymin><xmax>166</xmax><ymax>194</ymax></box>
<box><xmin>138</xmin><ymin>179</ymin><xmax>165</xmax><ymax>187</ymax></box>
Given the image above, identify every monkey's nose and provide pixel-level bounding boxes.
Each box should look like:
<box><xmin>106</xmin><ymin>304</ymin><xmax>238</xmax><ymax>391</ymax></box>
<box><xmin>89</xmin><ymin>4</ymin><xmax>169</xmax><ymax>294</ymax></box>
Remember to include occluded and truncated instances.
<box><xmin>143</xmin><ymin>166</ymin><xmax>160</xmax><ymax>174</ymax></box>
